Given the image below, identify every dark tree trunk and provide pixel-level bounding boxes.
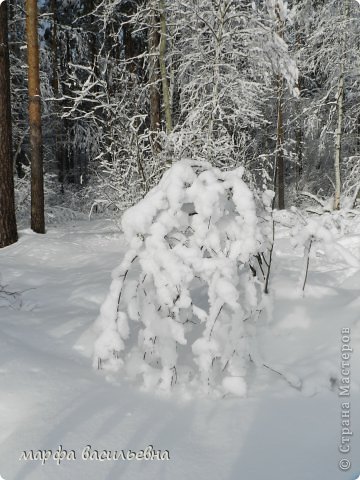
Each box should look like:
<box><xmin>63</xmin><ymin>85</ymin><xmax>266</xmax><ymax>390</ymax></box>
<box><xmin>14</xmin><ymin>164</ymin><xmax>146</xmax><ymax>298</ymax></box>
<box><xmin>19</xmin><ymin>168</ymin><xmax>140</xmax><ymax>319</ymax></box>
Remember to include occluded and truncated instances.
<box><xmin>295</xmin><ymin>31</ymin><xmax>304</xmax><ymax>192</ymax></box>
<box><xmin>124</xmin><ymin>22</ymin><xmax>136</xmax><ymax>74</ymax></box>
<box><xmin>26</xmin><ymin>0</ymin><xmax>45</xmax><ymax>233</ymax></box>
<box><xmin>275</xmin><ymin>4</ymin><xmax>285</xmax><ymax>210</ymax></box>
<box><xmin>295</xmin><ymin>121</ymin><xmax>303</xmax><ymax>189</ymax></box>
<box><xmin>0</xmin><ymin>1</ymin><xmax>18</xmax><ymax>248</ymax></box>
<box><xmin>51</xmin><ymin>0</ymin><xmax>64</xmax><ymax>192</ymax></box>
<box><xmin>148</xmin><ymin>6</ymin><xmax>162</xmax><ymax>153</ymax></box>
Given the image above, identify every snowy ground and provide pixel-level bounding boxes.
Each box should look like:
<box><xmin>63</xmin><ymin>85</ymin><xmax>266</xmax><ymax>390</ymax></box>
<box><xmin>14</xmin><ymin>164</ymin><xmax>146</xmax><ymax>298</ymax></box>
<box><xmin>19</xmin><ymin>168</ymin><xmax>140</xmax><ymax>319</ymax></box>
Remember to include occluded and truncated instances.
<box><xmin>0</xmin><ymin>218</ymin><xmax>359</xmax><ymax>480</ymax></box>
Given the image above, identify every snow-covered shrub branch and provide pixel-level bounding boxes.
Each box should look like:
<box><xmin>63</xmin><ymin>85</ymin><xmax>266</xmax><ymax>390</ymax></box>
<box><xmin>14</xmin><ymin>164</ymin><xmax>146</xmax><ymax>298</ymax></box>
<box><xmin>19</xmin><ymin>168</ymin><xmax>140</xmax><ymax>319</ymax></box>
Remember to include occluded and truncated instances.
<box><xmin>93</xmin><ymin>161</ymin><xmax>268</xmax><ymax>397</ymax></box>
<box><xmin>291</xmin><ymin>207</ymin><xmax>360</xmax><ymax>293</ymax></box>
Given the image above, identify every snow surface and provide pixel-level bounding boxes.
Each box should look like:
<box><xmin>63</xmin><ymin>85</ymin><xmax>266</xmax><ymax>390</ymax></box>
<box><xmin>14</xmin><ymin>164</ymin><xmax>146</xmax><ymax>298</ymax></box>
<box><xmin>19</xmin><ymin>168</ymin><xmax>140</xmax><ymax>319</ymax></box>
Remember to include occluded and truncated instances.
<box><xmin>0</xmin><ymin>218</ymin><xmax>359</xmax><ymax>479</ymax></box>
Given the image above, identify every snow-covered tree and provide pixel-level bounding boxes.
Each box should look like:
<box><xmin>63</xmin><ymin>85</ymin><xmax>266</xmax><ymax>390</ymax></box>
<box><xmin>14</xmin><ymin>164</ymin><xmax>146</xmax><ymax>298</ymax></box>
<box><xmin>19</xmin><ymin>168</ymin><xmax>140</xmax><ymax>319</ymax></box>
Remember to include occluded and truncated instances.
<box><xmin>93</xmin><ymin>161</ymin><xmax>268</xmax><ymax>397</ymax></box>
<box><xmin>165</xmin><ymin>0</ymin><xmax>298</xmax><ymax>172</ymax></box>
<box><xmin>293</xmin><ymin>0</ymin><xmax>360</xmax><ymax>206</ymax></box>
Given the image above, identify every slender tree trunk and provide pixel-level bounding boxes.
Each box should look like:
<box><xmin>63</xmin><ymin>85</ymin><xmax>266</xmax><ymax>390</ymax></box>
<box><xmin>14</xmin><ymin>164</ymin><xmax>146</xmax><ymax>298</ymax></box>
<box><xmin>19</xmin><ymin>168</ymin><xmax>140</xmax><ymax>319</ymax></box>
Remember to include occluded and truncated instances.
<box><xmin>208</xmin><ymin>3</ymin><xmax>224</xmax><ymax>140</ymax></box>
<box><xmin>63</xmin><ymin>30</ymin><xmax>75</xmax><ymax>183</ymax></box>
<box><xmin>276</xmin><ymin>73</ymin><xmax>285</xmax><ymax>210</ymax></box>
<box><xmin>159</xmin><ymin>0</ymin><xmax>172</xmax><ymax>135</ymax></box>
<box><xmin>334</xmin><ymin>0</ymin><xmax>350</xmax><ymax>210</ymax></box>
<box><xmin>295</xmin><ymin>123</ymin><xmax>303</xmax><ymax>190</ymax></box>
<box><xmin>51</xmin><ymin>0</ymin><xmax>64</xmax><ymax>193</ymax></box>
<box><xmin>275</xmin><ymin>3</ymin><xmax>285</xmax><ymax>210</ymax></box>
<box><xmin>148</xmin><ymin>5</ymin><xmax>162</xmax><ymax>153</ymax></box>
<box><xmin>26</xmin><ymin>0</ymin><xmax>45</xmax><ymax>233</ymax></box>
<box><xmin>334</xmin><ymin>70</ymin><xmax>344</xmax><ymax>210</ymax></box>
<box><xmin>333</xmin><ymin>0</ymin><xmax>349</xmax><ymax>210</ymax></box>
<box><xmin>50</xmin><ymin>0</ymin><xmax>58</xmax><ymax>93</ymax></box>
<box><xmin>295</xmin><ymin>32</ymin><xmax>303</xmax><ymax>192</ymax></box>
<box><xmin>0</xmin><ymin>1</ymin><xmax>18</xmax><ymax>248</ymax></box>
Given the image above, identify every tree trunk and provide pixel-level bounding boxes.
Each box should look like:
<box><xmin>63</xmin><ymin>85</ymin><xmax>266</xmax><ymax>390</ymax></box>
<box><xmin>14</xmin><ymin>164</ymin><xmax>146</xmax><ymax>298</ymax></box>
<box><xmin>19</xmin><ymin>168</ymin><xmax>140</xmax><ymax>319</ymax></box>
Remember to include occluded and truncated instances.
<box><xmin>275</xmin><ymin>3</ymin><xmax>285</xmax><ymax>210</ymax></box>
<box><xmin>295</xmin><ymin>32</ymin><xmax>303</xmax><ymax>192</ymax></box>
<box><xmin>50</xmin><ymin>0</ymin><xmax>64</xmax><ymax>193</ymax></box>
<box><xmin>276</xmin><ymin>73</ymin><xmax>285</xmax><ymax>210</ymax></box>
<box><xmin>26</xmin><ymin>0</ymin><xmax>45</xmax><ymax>233</ymax></box>
<box><xmin>159</xmin><ymin>0</ymin><xmax>172</xmax><ymax>135</ymax></box>
<box><xmin>148</xmin><ymin>4</ymin><xmax>162</xmax><ymax>153</ymax></box>
<box><xmin>0</xmin><ymin>1</ymin><xmax>18</xmax><ymax>248</ymax></box>
<box><xmin>124</xmin><ymin>21</ymin><xmax>136</xmax><ymax>74</ymax></box>
<box><xmin>295</xmin><ymin>123</ymin><xmax>303</xmax><ymax>190</ymax></box>
<box><xmin>334</xmin><ymin>70</ymin><xmax>344</xmax><ymax>211</ymax></box>
<box><xmin>333</xmin><ymin>0</ymin><xmax>349</xmax><ymax>210</ymax></box>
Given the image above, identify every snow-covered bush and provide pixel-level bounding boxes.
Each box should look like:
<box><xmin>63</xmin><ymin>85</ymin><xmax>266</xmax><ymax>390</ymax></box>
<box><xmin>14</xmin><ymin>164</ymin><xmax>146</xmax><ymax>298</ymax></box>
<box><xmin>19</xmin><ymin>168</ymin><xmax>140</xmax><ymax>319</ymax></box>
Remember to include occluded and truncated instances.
<box><xmin>93</xmin><ymin>161</ymin><xmax>267</xmax><ymax>397</ymax></box>
<box><xmin>290</xmin><ymin>208</ymin><xmax>360</xmax><ymax>293</ymax></box>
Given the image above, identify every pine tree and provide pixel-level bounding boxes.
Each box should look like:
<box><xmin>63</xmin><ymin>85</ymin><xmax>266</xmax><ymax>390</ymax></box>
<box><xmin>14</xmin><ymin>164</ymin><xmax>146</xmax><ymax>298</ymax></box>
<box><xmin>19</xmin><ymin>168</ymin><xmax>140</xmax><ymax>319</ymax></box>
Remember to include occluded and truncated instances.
<box><xmin>26</xmin><ymin>0</ymin><xmax>45</xmax><ymax>233</ymax></box>
<box><xmin>0</xmin><ymin>0</ymin><xmax>18</xmax><ymax>249</ymax></box>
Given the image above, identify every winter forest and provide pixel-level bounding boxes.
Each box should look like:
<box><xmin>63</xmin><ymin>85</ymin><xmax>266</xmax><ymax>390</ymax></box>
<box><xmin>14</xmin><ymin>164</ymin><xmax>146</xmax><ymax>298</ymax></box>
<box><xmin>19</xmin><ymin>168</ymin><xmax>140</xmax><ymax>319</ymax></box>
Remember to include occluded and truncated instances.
<box><xmin>0</xmin><ymin>0</ymin><xmax>360</xmax><ymax>479</ymax></box>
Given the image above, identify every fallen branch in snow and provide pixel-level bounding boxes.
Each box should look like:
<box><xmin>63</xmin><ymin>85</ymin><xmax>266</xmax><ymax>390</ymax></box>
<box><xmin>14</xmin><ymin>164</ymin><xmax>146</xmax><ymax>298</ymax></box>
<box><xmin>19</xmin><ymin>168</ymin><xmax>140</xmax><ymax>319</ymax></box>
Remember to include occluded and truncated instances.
<box><xmin>262</xmin><ymin>363</ymin><xmax>302</xmax><ymax>391</ymax></box>
<box><xmin>0</xmin><ymin>283</ymin><xmax>34</xmax><ymax>310</ymax></box>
